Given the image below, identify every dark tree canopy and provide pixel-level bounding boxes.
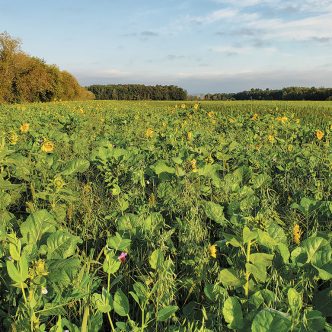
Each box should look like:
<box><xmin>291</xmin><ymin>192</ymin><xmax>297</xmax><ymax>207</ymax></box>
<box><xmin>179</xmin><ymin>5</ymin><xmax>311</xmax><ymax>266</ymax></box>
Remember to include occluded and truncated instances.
<box><xmin>204</xmin><ymin>87</ymin><xmax>332</xmax><ymax>101</ymax></box>
<box><xmin>87</xmin><ymin>84</ymin><xmax>188</xmax><ymax>101</ymax></box>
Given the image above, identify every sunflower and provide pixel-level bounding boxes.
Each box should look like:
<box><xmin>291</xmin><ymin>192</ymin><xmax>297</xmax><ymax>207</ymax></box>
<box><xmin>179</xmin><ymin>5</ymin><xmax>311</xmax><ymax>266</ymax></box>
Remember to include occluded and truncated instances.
<box><xmin>293</xmin><ymin>224</ymin><xmax>302</xmax><ymax>245</ymax></box>
<box><xmin>145</xmin><ymin>128</ymin><xmax>154</xmax><ymax>138</ymax></box>
<box><xmin>209</xmin><ymin>244</ymin><xmax>217</xmax><ymax>258</ymax></box>
<box><xmin>316</xmin><ymin>130</ymin><xmax>324</xmax><ymax>140</ymax></box>
<box><xmin>20</xmin><ymin>123</ymin><xmax>30</xmax><ymax>133</ymax></box>
<box><xmin>41</xmin><ymin>140</ymin><xmax>54</xmax><ymax>153</ymax></box>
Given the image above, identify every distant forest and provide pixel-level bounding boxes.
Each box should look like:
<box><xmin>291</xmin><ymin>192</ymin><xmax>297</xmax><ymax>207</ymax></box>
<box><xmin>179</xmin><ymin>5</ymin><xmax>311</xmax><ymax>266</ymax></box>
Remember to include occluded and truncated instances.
<box><xmin>204</xmin><ymin>87</ymin><xmax>332</xmax><ymax>101</ymax></box>
<box><xmin>87</xmin><ymin>84</ymin><xmax>188</xmax><ymax>101</ymax></box>
<box><xmin>0</xmin><ymin>32</ymin><xmax>94</xmax><ymax>103</ymax></box>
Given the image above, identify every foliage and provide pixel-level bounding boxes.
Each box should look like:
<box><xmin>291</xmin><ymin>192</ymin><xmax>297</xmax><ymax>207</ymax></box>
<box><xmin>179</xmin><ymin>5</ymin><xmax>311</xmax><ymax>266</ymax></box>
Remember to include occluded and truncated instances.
<box><xmin>0</xmin><ymin>32</ymin><xmax>94</xmax><ymax>103</ymax></box>
<box><xmin>87</xmin><ymin>84</ymin><xmax>187</xmax><ymax>101</ymax></box>
<box><xmin>205</xmin><ymin>87</ymin><xmax>332</xmax><ymax>101</ymax></box>
<box><xmin>0</xmin><ymin>99</ymin><xmax>332</xmax><ymax>331</ymax></box>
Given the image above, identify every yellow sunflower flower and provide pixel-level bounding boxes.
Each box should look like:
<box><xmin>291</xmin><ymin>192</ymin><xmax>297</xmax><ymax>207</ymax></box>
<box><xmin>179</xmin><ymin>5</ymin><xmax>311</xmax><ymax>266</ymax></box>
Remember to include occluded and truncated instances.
<box><xmin>20</xmin><ymin>123</ymin><xmax>30</xmax><ymax>133</ymax></box>
<box><xmin>293</xmin><ymin>224</ymin><xmax>302</xmax><ymax>245</ymax></box>
<box><xmin>316</xmin><ymin>130</ymin><xmax>324</xmax><ymax>140</ymax></box>
<box><xmin>145</xmin><ymin>128</ymin><xmax>154</xmax><ymax>138</ymax></box>
<box><xmin>209</xmin><ymin>244</ymin><xmax>217</xmax><ymax>258</ymax></box>
<box><xmin>41</xmin><ymin>140</ymin><xmax>54</xmax><ymax>153</ymax></box>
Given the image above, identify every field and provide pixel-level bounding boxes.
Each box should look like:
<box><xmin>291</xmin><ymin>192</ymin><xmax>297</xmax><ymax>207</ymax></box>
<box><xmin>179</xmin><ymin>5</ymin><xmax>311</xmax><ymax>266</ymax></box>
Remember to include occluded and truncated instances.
<box><xmin>0</xmin><ymin>100</ymin><xmax>332</xmax><ymax>331</ymax></box>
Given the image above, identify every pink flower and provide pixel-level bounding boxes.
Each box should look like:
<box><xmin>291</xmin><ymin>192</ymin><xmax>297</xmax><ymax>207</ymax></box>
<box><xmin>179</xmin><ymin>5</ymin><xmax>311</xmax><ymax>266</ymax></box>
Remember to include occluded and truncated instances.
<box><xmin>118</xmin><ymin>252</ymin><xmax>128</xmax><ymax>263</ymax></box>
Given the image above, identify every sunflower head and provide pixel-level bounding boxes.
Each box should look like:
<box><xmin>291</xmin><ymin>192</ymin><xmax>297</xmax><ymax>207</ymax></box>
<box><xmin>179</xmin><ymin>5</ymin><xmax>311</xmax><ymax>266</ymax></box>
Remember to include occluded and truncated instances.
<box><xmin>20</xmin><ymin>123</ymin><xmax>30</xmax><ymax>133</ymax></box>
<box><xmin>209</xmin><ymin>244</ymin><xmax>217</xmax><ymax>258</ymax></box>
<box><xmin>316</xmin><ymin>130</ymin><xmax>324</xmax><ymax>140</ymax></box>
<box><xmin>41</xmin><ymin>140</ymin><xmax>54</xmax><ymax>153</ymax></box>
<box><xmin>293</xmin><ymin>224</ymin><xmax>302</xmax><ymax>245</ymax></box>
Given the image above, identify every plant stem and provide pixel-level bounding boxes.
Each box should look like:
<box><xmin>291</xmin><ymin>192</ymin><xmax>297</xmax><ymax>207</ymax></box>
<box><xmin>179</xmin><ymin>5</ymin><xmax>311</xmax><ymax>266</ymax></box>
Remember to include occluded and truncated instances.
<box><xmin>107</xmin><ymin>312</ymin><xmax>116</xmax><ymax>332</ymax></box>
<box><xmin>245</xmin><ymin>240</ymin><xmax>252</xmax><ymax>298</ymax></box>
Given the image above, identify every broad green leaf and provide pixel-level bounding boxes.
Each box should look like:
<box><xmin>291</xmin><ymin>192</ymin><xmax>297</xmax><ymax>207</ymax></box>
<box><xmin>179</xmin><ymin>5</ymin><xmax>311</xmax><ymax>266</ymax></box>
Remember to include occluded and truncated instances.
<box><xmin>222</xmin><ymin>297</ymin><xmax>244</xmax><ymax>329</ymax></box>
<box><xmin>246</xmin><ymin>262</ymin><xmax>267</xmax><ymax>283</ymax></box>
<box><xmin>252</xmin><ymin>173</ymin><xmax>270</xmax><ymax>189</ymax></box>
<box><xmin>107</xmin><ymin>233</ymin><xmax>131</xmax><ymax>251</ymax></box>
<box><xmin>46</xmin><ymin>230</ymin><xmax>82</xmax><ymax>260</ymax></box>
<box><xmin>277</xmin><ymin>243</ymin><xmax>290</xmax><ymax>264</ymax></box>
<box><xmin>92</xmin><ymin>288</ymin><xmax>113</xmax><ymax>313</ymax></box>
<box><xmin>157</xmin><ymin>305</ymin><xmax>179</xmax><ymax>322</ymax></box>
<box><xmin>250</xmin><ymin>253</ymin><xmax>274</xmax><ymax>267</ymax></box>
<box><xmin>302</xmin><ymin>237</ymin><xmax>329</xmax><ymax>263</ymax></box>
<box><xmin>6</xmin><ymin>260</ymin><xmax>24</xmax><ymax>284</ymax></box>
<box><xmin>304</xmin><ymin>310</ymin><xmax>326</xmax><ymax>332</ymax></box>
<box><xmin>20</xmin><ymin>210</ymin><xmax>56</xmax><ymax>245</ymax></box>
<box><xmin>149</xmin><ymin>249</ymin><xmax>164</xmax><ymax>270</ymax></box>
<box><xmin>152</xmin><ymin>161</ymin><xmax>175</xmax><ymax>175</ymax></box>
<box><xmin>257</xmin><ymin>230</ymin><xmax>278</xmax><ymax>248</ymax></box>
<box><xmin>250</xmin><ymin>290</ymin><xmax>275</xmax><ymax>309</ymax></box>
<box><xmin>267</xmin><ymin>224</ymin><xmax>287</xmax><ymax>244</ymax></box>
<box><xmin>61</xmin><ymin>159</ymin><xmax>90</xmax><ymax>176</ymax></box>
<box><xmin>103</xmin><ymin>252</ymin><xmax>121</xmax><ymax>275</ymax></box>
<box><xmin>218</xmin><ymin>269</ymin><xmax>243</xmax><ymax>288</ymax></box>
<box><xmin>133</xmin><ymin>282</ymin><xmax>149</xmax><ymax>304</ymax></box>
<box><xmin>243</xmin><ymin>227</ymin><xmax>258</xmax><ymax>243</ymax></box>
<box><xmin>204</xmin><ymin>284</ymin><xmax>216</xmax><ymax>302</ymax></box>
<box><xmin>9</xmin><ymin>242</ymin><xmax>21</xmax><ymax>261</ymax></box>
<box><xmin>48</xmin><ymin>258</ymin><xmax>81</xmax><ymax>288</ymax></box>
<box><xmin>113</xmin><ymin>289</ymin><xmax>129</xmax><ymax>316</ymax></box>
<box><xmin>313</xmin><ymin>286</ymin><xmax>332</xmax><ymax>317</ymax></box>
<box><xmin>252</xmin><ymin>309</ymin><xmax>291</xmax><ymax>332</ymax></box>
<box><xmin>204</xmin><ymin>201</ymin><xmax>225</xmax><ymax>224</ymax></box>
<box><xmin>288</xmin><ymin>288</ymin><xmax>302</xmax><ymax>313</ymax></box>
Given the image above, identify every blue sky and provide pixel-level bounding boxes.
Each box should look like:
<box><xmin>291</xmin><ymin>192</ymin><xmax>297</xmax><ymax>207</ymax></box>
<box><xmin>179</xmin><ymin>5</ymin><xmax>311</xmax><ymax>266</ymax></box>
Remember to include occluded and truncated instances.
<box><xmin>1</xmin><ymin>0</ymin><xmax>332</xmax><ymax>93</ymax></box>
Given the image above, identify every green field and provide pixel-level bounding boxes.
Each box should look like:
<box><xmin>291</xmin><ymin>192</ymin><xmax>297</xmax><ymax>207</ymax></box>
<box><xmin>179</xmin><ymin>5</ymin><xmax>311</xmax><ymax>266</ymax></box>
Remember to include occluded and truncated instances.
<box><xmin>1</xmin><ymin>100</ymin><xmax>332</xmax><ymax>331</ymax></box>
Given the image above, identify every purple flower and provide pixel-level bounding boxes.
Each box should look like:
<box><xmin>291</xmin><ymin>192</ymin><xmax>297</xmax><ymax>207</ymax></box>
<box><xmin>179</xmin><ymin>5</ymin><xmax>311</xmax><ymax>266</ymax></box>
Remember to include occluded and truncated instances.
<box><xmin>118</xmin><ymin>252</ymin><xmax>128</xmax><ymax>263</ymax></box>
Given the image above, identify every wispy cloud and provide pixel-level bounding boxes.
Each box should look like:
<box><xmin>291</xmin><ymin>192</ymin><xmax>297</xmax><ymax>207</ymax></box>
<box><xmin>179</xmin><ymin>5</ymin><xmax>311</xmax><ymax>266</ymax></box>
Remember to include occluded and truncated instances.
<box><xmin>141</xmin><ymin>30</ymin><xmax>159</xmax><ymax>37</ymax></box>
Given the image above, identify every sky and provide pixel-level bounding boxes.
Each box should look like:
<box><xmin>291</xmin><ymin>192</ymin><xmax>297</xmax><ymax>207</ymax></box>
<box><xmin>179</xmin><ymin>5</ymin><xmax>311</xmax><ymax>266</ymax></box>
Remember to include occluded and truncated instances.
<box><xmin>1</xmin><ymin>0</ymin><xmax>332</xmax><ymax>94</ymax></box>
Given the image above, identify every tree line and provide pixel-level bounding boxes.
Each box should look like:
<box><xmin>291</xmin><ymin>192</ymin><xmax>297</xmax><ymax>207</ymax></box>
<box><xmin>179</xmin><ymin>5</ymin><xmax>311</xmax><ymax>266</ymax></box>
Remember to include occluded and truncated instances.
<box><xmin>87</xmin><ymin>84</ymin><xmax>188</xmax><ymax>101</ymax></box>
<box><xmin>0</xmin><ymin>32</ymin><xmax>94</xmax><ymax>103</ymax></box>
<box><xmin>204</xmin><ymin>87</ymin><xmax>332</xmax><ymax>101</ymax></box>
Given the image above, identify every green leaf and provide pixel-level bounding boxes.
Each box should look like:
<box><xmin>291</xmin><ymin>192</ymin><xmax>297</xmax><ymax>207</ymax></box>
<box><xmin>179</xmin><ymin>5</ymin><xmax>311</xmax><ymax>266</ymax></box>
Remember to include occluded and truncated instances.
<box><xmin>252</xmin><ymin>309</ymin><xmax>291</xmax><ymax>332</ymax></box>
<box><xmin>6</xmin><ymin>260</ymin><xmax>23</xmax><ymax>284</ymax></box>
<box><xmin>218</xmin><ymin>269</ymin><xmax>243</xmax><ymax>288</ymax></box>
<box><xmin>250</xmin><ymin>253</ymin><xmax>274</xmax><ymax>267</ymax></box>
<box><xmin>48</xmin><ymin>258</ymin><xmax>81</xmax><ymax>288</ymax></box>
<box><xmin>133</xmin><ymin>282</ymin><xmax>149</xmax><ymax>304</ymax></box>
<box><xmin>92</xmin><ymin>288</ymin><xmax>113</xmax><ymax>313</ymax></box>
<box><xmin>157</xmin><ymin>305</ymin><xmax>179</xmax><ymax>322</ymax></box>
<box><xmin>46</xmin><ymin>230</ymin><xmax>82</xmax><ymax>260</ymax></box>
<box><xmin>9</xmin><ymin>242</ymin><xmax>21</xmax><ymax>261</ymax></box>
<box><xmin>243</xmin><ymin>227</ymin><xmax>257</xmax><ymax>243</ymax></box>
<box><xmin>107</xmin><ymin>232</ymin><xmax>131</xmax><ymax>251</ymax></box>
<box><xmin>61</xmin><ymin>159</ymin><xmax>90</xmax><ymax>176</ymax></box>
<box><xmin>302</xmin><ymin>237</ymin><xmax>329</xmax><ymax>263</ymax></box>
<box><xmin>250</xmin><ymin>290</ymin><xmax>276</xmax><ymax>309</ymax></box>
<box><xmin>252</xmin><ymin>173</ymin><xmax>270</xmax><ymax>189</ymax></box>
<box><xmin>304</xmin><ymin>310</ymin><xmax>326</xmax><ymax>332</ymax></box>
<box><xmin>313</xmin><ymin>286</ymin><xmax>332</xmax><ymax>317</ymax></box>
<box><xmin>20</xmin><ymin>210</ymin><xmax>56</xmax><ymax>245</ymax></box>
<box><xmin>204</xmin><ymin>201</ymin><xmax>225</xmax><ymax>224</ymax></box>
<box><xmin>204</xmin><ymin>284</ymin><xmax>216</xmax><ymax>302</ymax></box>
<box><xmin>277</xmin><ymin>243</ymin><xmax>290</xmax><ymax>264</ymax></box>
<box><xmin>222</xmin><ymin>297</ymin><xmax>244</xmax><ymax>329</ymax></box>
<box><xmin>152</xmin><ymin>161</ymin><xmax>175</xmax><ymax>176</ymax></box>
<box><xmin>246</xmin><ymin>262</ymin><xmax>267</xmax><ymax>283</ymax></box>
<box><xmin>149</xmin><ymin>249</ymin><xmax>164</xmax><ymax>270</ymax></box>
<box><xmin>103</xmin><ymin>252</ymin><xmax>121</xmax><ymax>275</ymax></box>
<box><xmin>257</xmin><ymin>230</ymin><xmax>278</xmax><ymax>248</ymax></box>
<box><xmin>288</xmin><ymin>288</ymin><xmax>302</xmax><ymax>313</ymax></box>
<box><xmin>113</xmin><ymin>289</ymin><xmax>129</xmax><ymax>316</ymax></box>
